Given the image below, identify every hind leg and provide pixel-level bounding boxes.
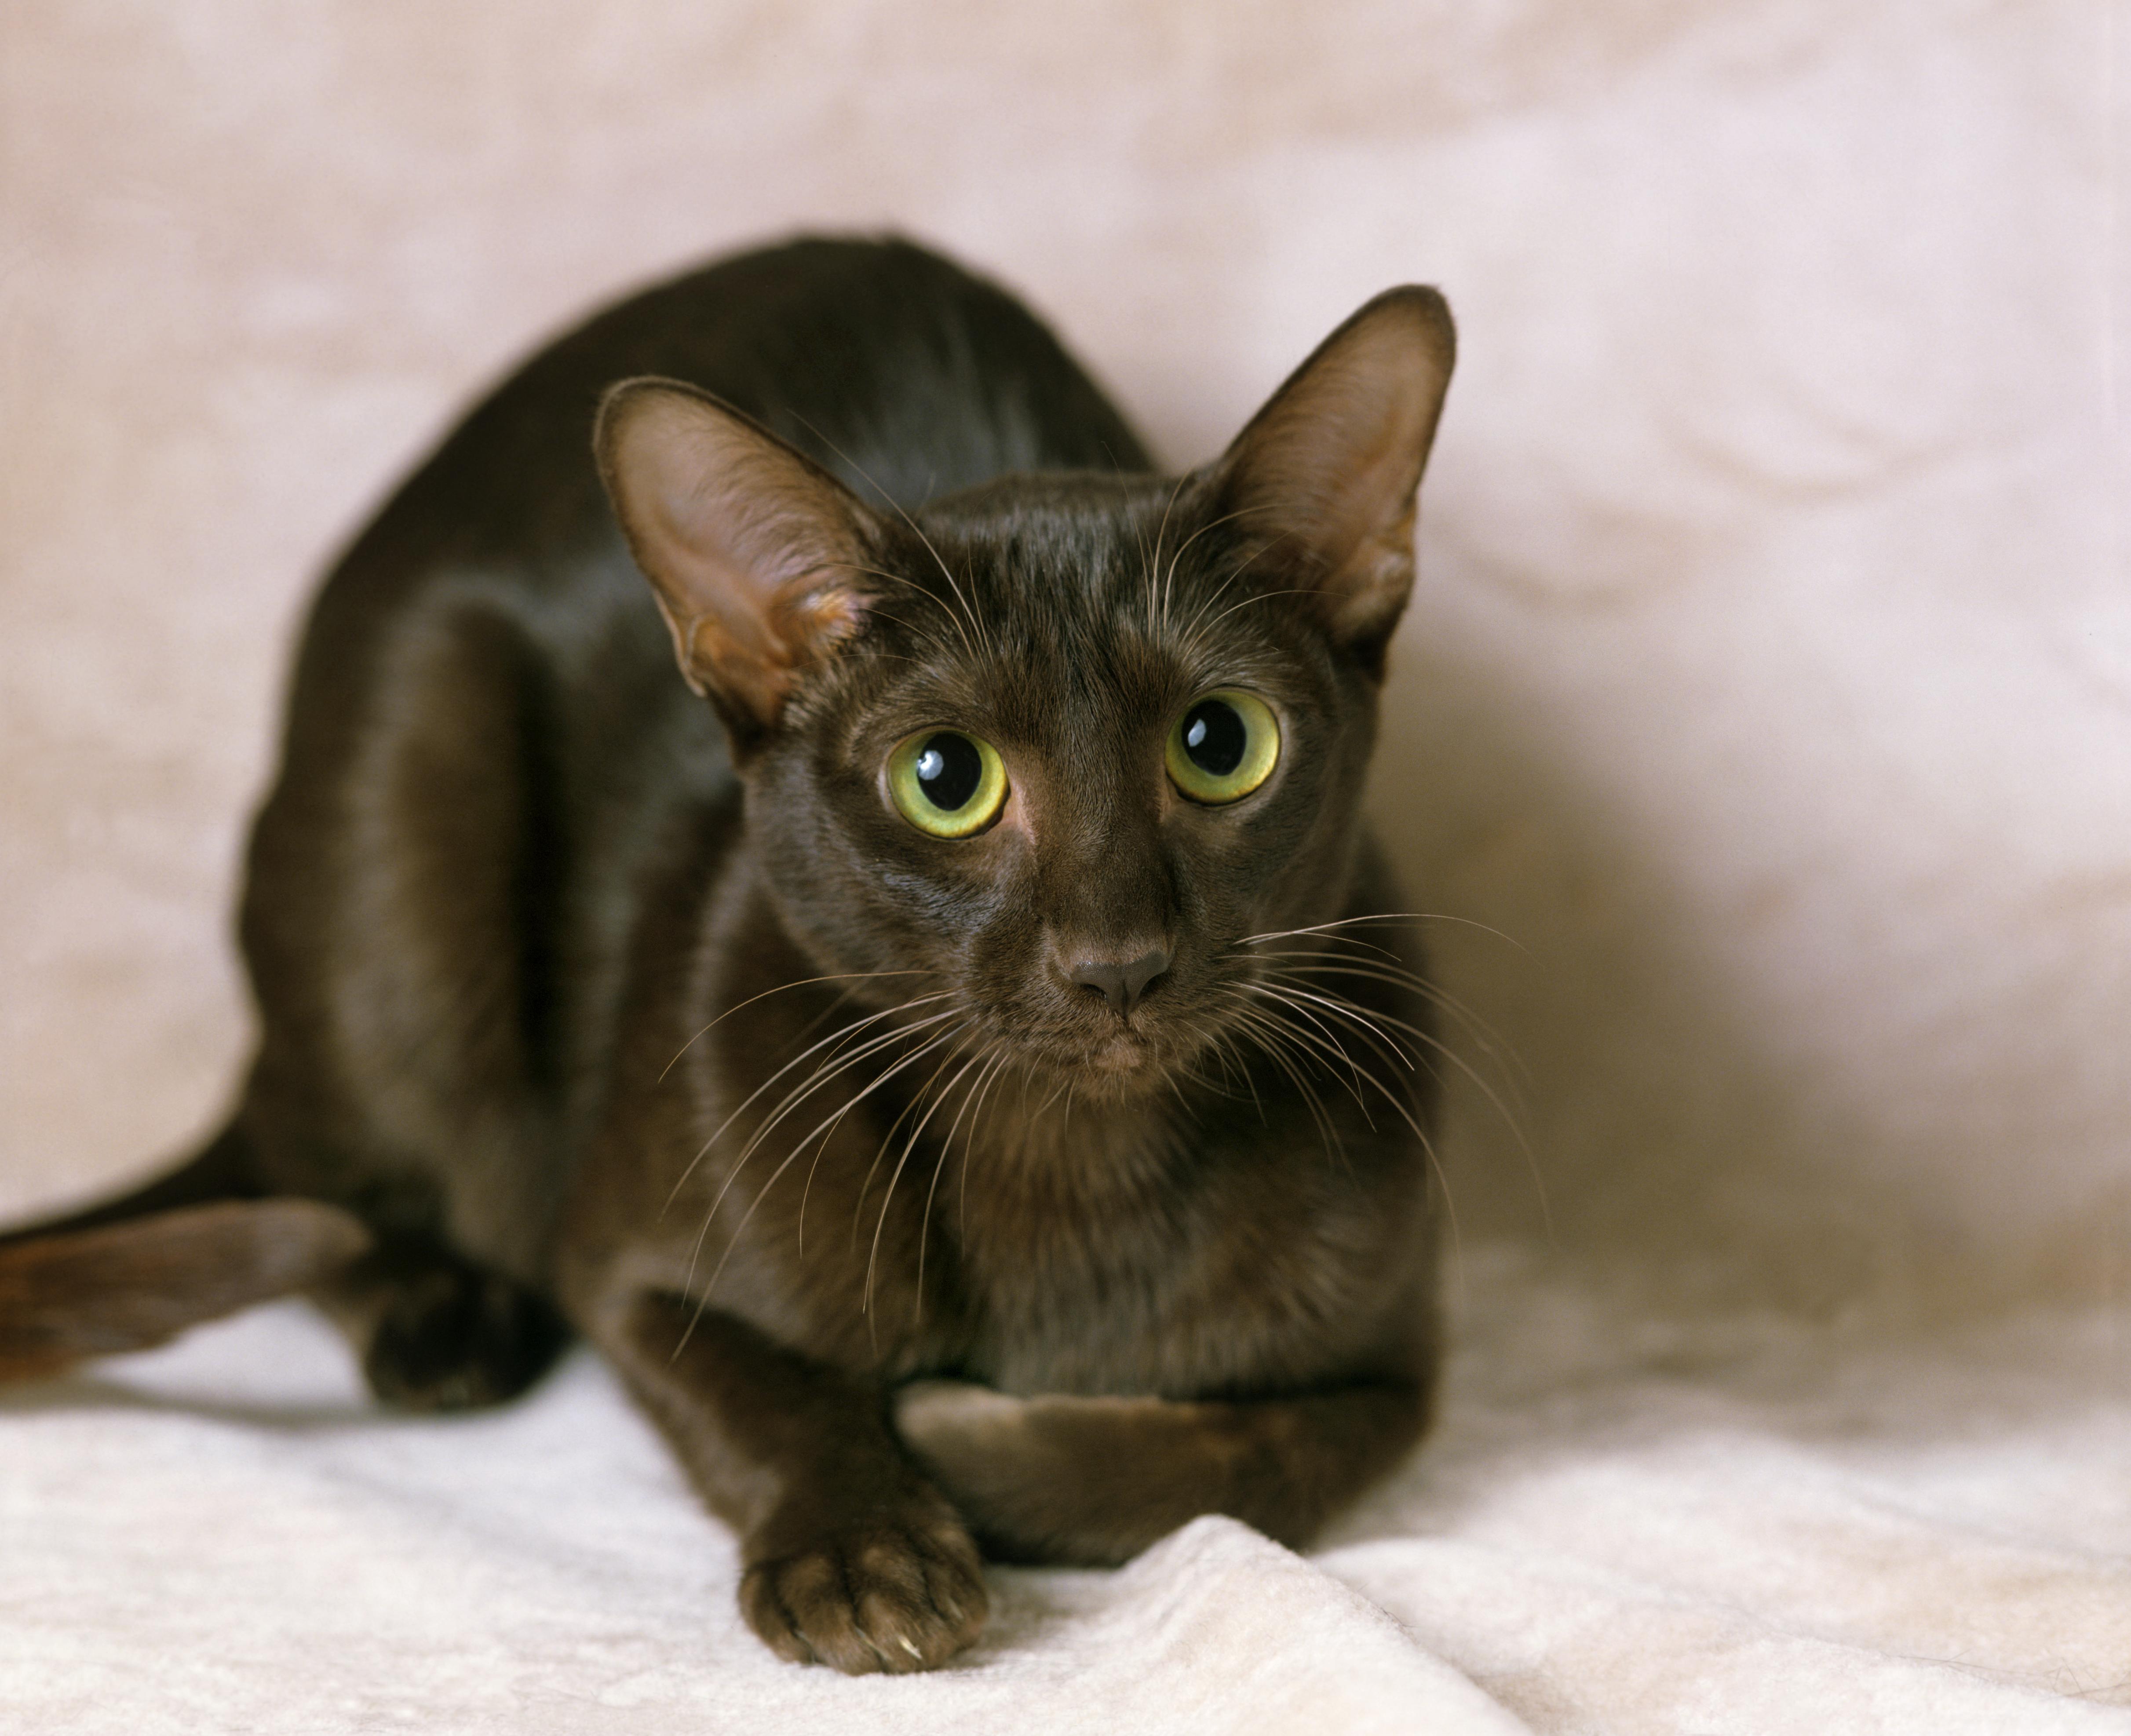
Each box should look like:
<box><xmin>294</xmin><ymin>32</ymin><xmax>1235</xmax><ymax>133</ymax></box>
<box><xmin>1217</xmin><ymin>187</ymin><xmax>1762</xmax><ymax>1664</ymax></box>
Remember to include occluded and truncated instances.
<box><xmin>238</xmin><ymin>595</ymin><xmax>582</xmax><ymax>1410</ymax></box>
<box><xmin>317</xmin><ymin>1235</ymin><xmax>569</xmax><ymax>1412</ymax></box>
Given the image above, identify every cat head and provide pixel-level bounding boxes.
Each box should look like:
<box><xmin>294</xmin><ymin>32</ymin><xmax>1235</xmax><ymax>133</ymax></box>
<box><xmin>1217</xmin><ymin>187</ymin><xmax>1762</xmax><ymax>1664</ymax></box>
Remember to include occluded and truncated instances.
<box><xmin>596</xmin><ymin>287</ymin><xmax>1453</xmax><ymax>1098</ymax></box>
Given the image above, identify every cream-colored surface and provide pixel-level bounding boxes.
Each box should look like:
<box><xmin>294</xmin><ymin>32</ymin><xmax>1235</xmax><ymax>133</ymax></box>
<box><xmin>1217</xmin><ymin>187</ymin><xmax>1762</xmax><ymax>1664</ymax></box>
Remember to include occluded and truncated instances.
<box><xmin>3</xmin><ymin>2</ymin><xmax>2127</xmax><ymax>1729</ymax></box>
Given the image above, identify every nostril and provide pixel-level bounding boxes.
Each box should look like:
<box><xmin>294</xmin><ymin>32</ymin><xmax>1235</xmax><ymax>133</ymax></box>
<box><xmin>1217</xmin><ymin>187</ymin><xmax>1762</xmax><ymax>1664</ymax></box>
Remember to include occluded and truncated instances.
<box><xmin>1070</xmin><ymin>960</ymin><xmax>1129</xmax><ymax>1010</ymax></box>
<box><xmin>1119</xmin><ymin>946</ymin><xmax>1168</xmax><ymax>1011</ymax></box>
<box><xmin>1069</xmin><ymin>946</ymin><xmax>1171</xmax><ymax>1017</ymax></box>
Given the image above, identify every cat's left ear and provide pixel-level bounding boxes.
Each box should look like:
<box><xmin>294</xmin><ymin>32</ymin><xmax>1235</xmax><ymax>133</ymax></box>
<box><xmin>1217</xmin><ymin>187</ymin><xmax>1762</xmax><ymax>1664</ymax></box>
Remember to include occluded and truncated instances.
<box><xmin>595</xmin><ymin>379</ymin><xmax>879</xmax><ymax>743</ymax></box>
<box><xmin>1212</xmin><ymin>286</ymin><xmax>1455</xmax><ymax>668</ymax></box>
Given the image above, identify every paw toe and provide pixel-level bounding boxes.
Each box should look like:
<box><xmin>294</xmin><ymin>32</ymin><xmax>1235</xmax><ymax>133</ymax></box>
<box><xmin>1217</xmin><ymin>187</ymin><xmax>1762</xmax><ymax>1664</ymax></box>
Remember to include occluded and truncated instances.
<box><xmin>741</xmin><ymin>1521</ymin><xmax>987</xmax><ymax>1674</ymax></box>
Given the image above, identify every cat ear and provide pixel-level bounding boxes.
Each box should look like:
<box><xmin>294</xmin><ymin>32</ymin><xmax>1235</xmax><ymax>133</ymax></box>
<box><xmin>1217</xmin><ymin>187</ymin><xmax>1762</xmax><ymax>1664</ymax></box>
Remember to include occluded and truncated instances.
<box><xmin>595</xmin><ymin>379</ymin><xmax>878</xmax><ymax>738</ymax></box>
<box><xmin>1213</xmin><ymin>287</ymin><xmax>1455</xmax><ymax>664</ymax></box>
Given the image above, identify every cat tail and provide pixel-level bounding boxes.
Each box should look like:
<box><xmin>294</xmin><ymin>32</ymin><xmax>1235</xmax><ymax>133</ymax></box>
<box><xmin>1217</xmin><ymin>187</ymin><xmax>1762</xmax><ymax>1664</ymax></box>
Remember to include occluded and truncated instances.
<box><xmin>0</xmin><ymin>1122</ymin><xmax>372</xmax><ymax>1382</ymax></box>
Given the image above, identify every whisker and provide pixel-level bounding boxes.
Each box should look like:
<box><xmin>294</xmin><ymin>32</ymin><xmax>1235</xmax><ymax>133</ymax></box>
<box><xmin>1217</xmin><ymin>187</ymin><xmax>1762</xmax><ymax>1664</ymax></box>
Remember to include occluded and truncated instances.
<box><xmin>785</xmin><ymin>1022</ymin><xmax>981</xmax><ymax>1260</ymax></box>
<box><xmin>956</xmin><ymin>1047</ymin><xmax>1015</xmax><ymax>1249</ymax></box>
<box><xmin>1252</xmin><ymin>966</ymin><xmax>1542</xmax><ymax>1214</ymax></box>
<box><xmin>1239</xmin><ymin>915</ymin><xmax>1538</xmax><ymax>1115</ymax></box>
<box><xmin>1237</xmin><ymin>911</ymin><xmax>1530</xmax><ymax>956</ymax></box>
<box><xmin>1132</xmin><ymin>471</ymin><xmax>1174</xmax><ymax>638</ymax></box>
<box><xmin>1214</xmin><ymin>1028</ymin><xmax>1266</xmax><ymax>1119</ymax></box>
<box><xmin>1151</xmin><ymin>503</ymin><xmax>1255</xmax><ymax>637</ymax></box>
<box><xmin>1244</xmin><ymin>1017</ymin><xmax>1350</xmax><ymax>1176</ymax></box>
<box><xmin>1149</xmin><ymin>472</ymin><xmax>1189</xmax><ymax>637</ymax></box>
<box><xmin>1172</xmin><ymin>519</ymin><xmax>1286</xmax><ymax>656</ymax></box>
<box><xmin>918</xmin><ymin>1044</ymin><xmax>1009</xmax><ymax>1323</ymax></box>
<box><xmin>1237</xmin><ymin>982</ymin><xmax>1383</xmax><ymax>1121</ymax></box>
<box><xmin>664</xmin><ymin>994</ymin><xmax>959</xmax><ymax>1209</ymax></box>
<box><xmin>1248</xmin><ymin>977</ymin><xmax>1422</xmax><ymax>1069</ymax></box>
<box><xmin>1236</xmin><ymin>983</ymin><xmax>1416</xmax><ymax>1129</ymax></box>
<box><xmin>825</xmin><ymin>580</ymin><xmax>963</xmax><ymax>663</ymax></box>
<box><xmin>675</xmin><ymin>1013</ymin><xmax>963</xmax><ymax>1313</ymax></box>
<box><xmin>1216</xmin><ymin>995</ymin><xmax>1348</xmax><ymax>1169</ymax></box>
<box><xmin>850</xmin><ymin>1034</ymin><xmax>975</xmax><ymax>1258</ymax></box>
<box><xmin>657</xmin><ymin>969</ymin><xmax>938</xmax><ymax>1083</ymax></box>
<box><xmin>1226</xmin><ymin>928</ymin><xmax>1482</xmax><ymax>1305</ymax></box>
<box><xmin>1251</xmin><ymin>953</ymin><xmax>1531</xmax><ymax>1099</ymax></box>
<box><xmin>787</xmin><ymin>418</ymin><xmax>992</xmax><ymax>663</ymax></box>
<box><xmin>673</xmin><ymin>1016</ymin><xmax>960</xmax><ymax>1330</ymax></box>
<box><xmin>690</xmin><ymin>1027</ymin><xmax>961</xmax><ymax>1320</ymax></box>
<box><xmin>1250</xmin><ymin>985</ymin><xmax>1428</xmax><ymax>1119</ymax></box>
<box><xmin>1241</xmin><ymin>988</ymin><xmax>1474</xmax><ymax>1285</ymax></box>
<box><xmin>1224</xmin><ymin>986</ymin><xmax>1461</xmax><ymax>1280</ymax></box>
<box><xmin>865</xmin><ymin>1045</ymin><xmax>988</xmax><ymax>1320</ymax></box>
<box><xmin>1184</xmin><ymin>582</ymin><xmax>1321</xmax><ymax>645</ymax></box>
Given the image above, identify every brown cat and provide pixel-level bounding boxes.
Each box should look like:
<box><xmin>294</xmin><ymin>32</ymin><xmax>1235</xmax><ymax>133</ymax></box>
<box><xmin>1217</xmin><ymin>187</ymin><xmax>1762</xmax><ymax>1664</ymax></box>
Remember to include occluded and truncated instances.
<box><xmin>0</xmin><ymin>237</ymin><xmax>1455</xmax><ymax>1674</ymax></box>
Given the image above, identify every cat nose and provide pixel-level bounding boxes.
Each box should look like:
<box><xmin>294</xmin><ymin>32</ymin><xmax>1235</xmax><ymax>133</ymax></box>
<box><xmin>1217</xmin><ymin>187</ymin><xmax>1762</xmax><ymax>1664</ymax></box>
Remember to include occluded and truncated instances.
<box><xmin>1068</xmin><ymin>945</ymin><xmax>1171</xmax><ymax>1016</ymax></box>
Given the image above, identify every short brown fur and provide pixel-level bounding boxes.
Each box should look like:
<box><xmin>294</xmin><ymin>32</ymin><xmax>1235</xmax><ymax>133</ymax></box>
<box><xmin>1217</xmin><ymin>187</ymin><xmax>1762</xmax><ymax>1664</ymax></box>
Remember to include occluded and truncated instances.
<box><xmin>0</xmin><ymin>237</ymin><xmax>1455</xmax><ymax>1674</ymax></box>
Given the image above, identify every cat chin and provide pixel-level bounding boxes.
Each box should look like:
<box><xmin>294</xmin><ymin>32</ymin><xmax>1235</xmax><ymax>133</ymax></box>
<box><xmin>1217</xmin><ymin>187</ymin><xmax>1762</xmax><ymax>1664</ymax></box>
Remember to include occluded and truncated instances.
<box><xmin>1085</xmin><ymin>1033</ymin><xmax>1157</xmax><ymax>1077</ymax></box>
<box><xmin>1029</xmin><ymin>1032</ymin><xmax>1193</xmax><ymax>1105</ymax></box>
<box><xmin>1053</xmin><ymin>1069</ymin><xmax>1167</xmax><ymax>1108</ymax></box>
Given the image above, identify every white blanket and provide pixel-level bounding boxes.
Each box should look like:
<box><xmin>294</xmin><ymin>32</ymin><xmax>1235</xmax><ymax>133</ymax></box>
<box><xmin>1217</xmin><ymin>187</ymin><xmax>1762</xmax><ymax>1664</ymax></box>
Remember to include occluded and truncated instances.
<box><xmin>4</xmin><ymin>0</ymin><xmax>2126</xmax><ymax>1729</ymax></box>
<box><xmin>7</xmin><ymin>1268</ymin><xmax>2126</xmax><ymax>1732</ymax></box>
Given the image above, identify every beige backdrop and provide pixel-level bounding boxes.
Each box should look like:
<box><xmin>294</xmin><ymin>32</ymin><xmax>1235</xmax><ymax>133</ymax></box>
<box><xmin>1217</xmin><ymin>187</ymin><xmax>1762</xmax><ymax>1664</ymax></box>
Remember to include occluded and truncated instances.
<box><xmin>4</xmin><ymin>0</ymin><xmax>2126</xmax><ymax>1331</ymax></box>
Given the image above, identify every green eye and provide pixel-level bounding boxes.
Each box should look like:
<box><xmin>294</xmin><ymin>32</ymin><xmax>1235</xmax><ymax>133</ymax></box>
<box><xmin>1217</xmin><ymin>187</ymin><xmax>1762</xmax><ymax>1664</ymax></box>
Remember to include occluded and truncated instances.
<box><xmin>1166</xmin><ymin>690</ymin><xmax>1280</xmax><ymax>804</ymax></box>
<box><xmin>888</xmin><ymin>730</ymin><xmax>1008</xmax><ymax>838</ymax></box>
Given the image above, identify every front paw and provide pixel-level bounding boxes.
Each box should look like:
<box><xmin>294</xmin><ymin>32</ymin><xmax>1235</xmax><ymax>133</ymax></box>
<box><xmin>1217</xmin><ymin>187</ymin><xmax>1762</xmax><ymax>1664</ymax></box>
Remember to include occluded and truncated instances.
<box><xmin>740</xmin><ymin>1500</ymin><xmax>986</xmax><ymax>1674</ymax></box>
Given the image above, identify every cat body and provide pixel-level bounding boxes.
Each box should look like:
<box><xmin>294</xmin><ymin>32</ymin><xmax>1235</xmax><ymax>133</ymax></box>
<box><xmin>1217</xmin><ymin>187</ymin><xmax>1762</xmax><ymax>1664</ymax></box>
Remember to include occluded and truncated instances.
<box><xmin>0</xmin><ymin>238</ymin><xmax>1455</xmax><ymax>1673</ymax></box>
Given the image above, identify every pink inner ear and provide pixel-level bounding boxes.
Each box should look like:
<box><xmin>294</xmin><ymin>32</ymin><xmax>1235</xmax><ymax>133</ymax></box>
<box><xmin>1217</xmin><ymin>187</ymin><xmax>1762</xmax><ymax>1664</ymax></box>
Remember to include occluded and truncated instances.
<box><xmin>596</xmin><ymin>380</ymin><xmax>875</xmax><ymax>726</ymax></box>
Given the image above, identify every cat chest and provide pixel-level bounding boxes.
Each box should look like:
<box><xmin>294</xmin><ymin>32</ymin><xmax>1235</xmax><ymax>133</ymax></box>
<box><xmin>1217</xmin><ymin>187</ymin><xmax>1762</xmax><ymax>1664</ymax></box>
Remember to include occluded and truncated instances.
<box><xmin>942</xmin><ymin>1171</ymin><xmax>1418</xmax><ymax>1399</ymax></box>
<box><xmin>649</xmin><ymin>1001</ymin><xmax>1428</xmax><ymax>1398</ymax></box>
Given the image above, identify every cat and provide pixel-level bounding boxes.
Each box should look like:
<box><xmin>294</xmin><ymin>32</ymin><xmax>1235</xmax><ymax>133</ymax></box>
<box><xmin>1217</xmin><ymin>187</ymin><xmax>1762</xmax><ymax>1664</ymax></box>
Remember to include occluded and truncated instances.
<box><xmin>0</xmin><ymin>236</ymin><xmax>1456</xmax><ymax>1674</ymax></box>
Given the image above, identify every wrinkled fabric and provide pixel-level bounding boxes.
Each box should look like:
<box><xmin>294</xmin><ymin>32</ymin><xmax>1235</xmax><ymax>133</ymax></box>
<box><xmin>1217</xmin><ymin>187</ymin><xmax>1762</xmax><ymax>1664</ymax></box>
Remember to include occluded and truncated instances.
<box><xmin>5</xmin><ymin>1285</ymin><xmax>2126</xmax><ymax>1733</ymax></box>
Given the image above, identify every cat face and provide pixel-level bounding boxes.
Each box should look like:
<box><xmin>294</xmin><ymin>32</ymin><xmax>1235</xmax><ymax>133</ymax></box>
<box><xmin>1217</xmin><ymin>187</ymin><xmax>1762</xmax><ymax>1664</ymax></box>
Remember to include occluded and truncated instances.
<box><xmin>733</xmin><ymin>480</ymin><xmax>1375</xmax><ymax>1094</ymax></box>
<box><xmin>597</xmin><ymin>288</ymin><xmax>1454</xmax><ymax>1098</ymax></box>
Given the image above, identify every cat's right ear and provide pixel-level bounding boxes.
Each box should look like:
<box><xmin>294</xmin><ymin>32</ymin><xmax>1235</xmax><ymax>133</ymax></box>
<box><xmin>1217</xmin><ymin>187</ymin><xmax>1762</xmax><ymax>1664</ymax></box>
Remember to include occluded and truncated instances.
<box><xmin>1211</xmin><ymin>286</ymin><xmax>1455</xmax><ymax>672</ymax></box>
<box><xmin>595</xmin><ymin>380</ymin><xmax>878</xmax><ymax>742</ymax></box>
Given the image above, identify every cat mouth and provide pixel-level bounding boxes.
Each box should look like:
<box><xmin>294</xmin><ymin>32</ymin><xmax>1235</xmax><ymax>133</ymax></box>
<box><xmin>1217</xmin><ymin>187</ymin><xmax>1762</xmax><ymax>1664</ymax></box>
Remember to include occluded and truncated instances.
<box><xmin>996</xmin><ymin>982</ymin><xmax>1231</xmax><ymax>1093</ymax></box>
<box><xmin>1086</xmin><ymin>1031</ymin><xmax>1154</xmax><ymax>1074</ymax></box>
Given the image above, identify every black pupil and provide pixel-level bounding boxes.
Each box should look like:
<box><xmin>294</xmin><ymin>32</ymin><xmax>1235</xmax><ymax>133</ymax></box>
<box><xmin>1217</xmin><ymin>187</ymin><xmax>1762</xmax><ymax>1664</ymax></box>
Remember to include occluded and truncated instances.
<box><xmin>1181</xmin><ymin>700</ymin><xmax>1247</xmax><ymax>777</ymax></box>
<box><xmin>913</xmin><ymin>733</ymin><xmax>983</xmax><ymax>811</ymax></box>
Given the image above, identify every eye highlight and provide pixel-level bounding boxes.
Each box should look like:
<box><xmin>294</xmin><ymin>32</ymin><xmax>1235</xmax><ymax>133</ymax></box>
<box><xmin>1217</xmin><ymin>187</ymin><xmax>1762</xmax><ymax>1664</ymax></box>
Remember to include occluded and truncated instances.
<box><xmin>888</xmin><ymin>730</ymin><xmax>1008</xmax><ymax>838</ymax></box>
<box><xmin>1166</xmin><ymin>690</ymin><xmax>1279</xmax><ymax>805</ymax></box>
